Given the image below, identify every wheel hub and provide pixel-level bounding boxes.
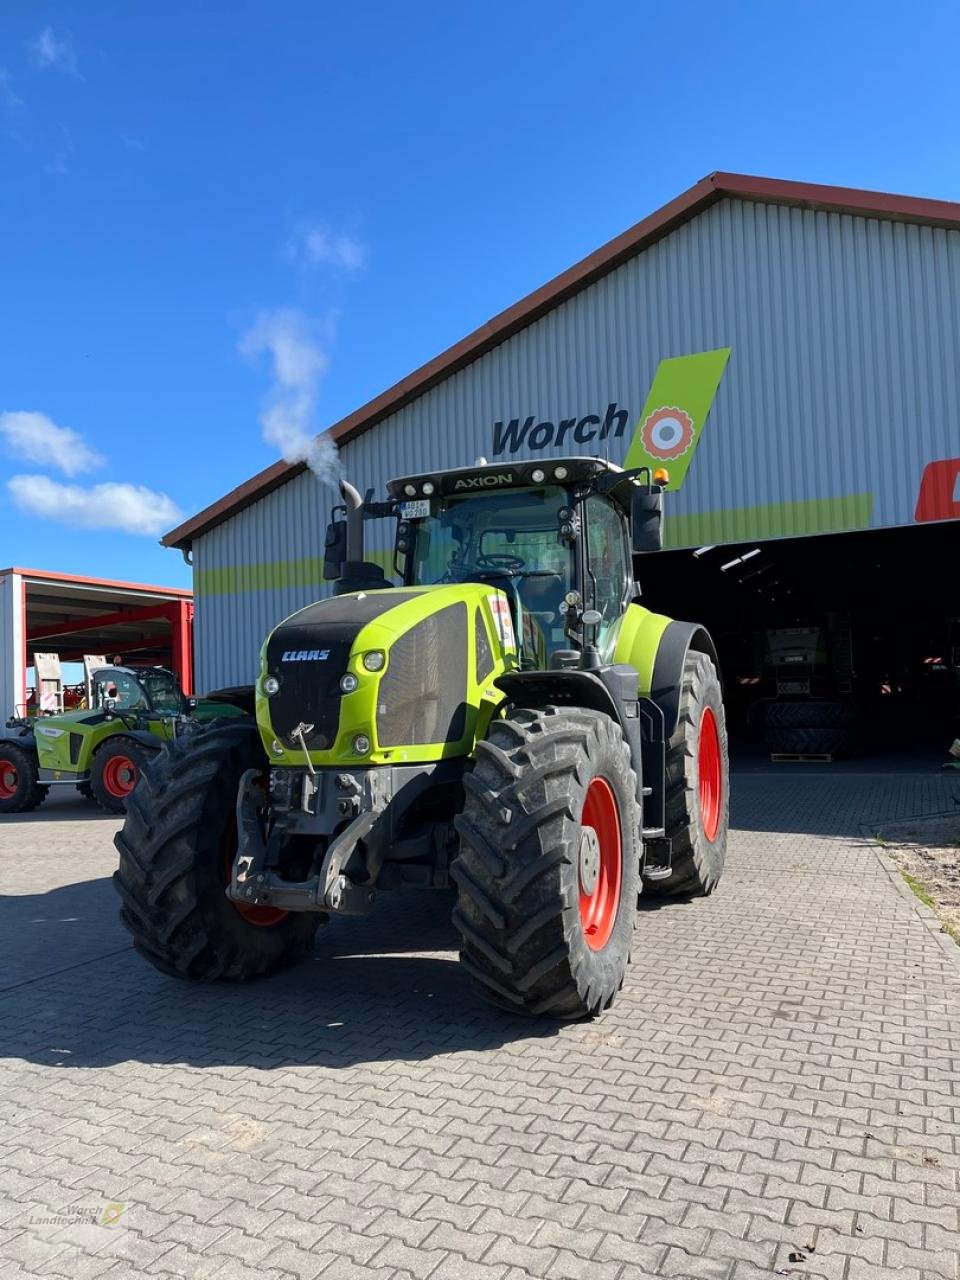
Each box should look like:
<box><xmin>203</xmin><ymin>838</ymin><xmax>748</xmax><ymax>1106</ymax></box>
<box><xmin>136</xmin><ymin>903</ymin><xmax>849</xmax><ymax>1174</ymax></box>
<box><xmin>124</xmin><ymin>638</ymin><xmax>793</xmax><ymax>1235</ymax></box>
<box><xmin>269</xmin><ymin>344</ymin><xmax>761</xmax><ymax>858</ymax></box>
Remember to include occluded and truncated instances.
<box><xmin>0</xmin><ymin>762</ymin><xmax>18</xmax><ymax>798</ymax></box>
<box><xmin>579</xmin><ymin>827</ymin><xmax>600</xmax><ymax>896</ymax></box>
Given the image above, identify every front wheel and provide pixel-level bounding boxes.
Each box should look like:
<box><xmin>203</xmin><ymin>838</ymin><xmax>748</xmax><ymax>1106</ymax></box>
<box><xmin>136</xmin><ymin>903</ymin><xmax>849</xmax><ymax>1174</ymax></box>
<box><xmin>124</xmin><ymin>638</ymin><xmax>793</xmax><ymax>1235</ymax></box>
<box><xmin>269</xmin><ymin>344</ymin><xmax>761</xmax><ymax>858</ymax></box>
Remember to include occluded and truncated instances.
<box><xmin>453</xmin><ymin>706</ymin><xmax>641</xmax><ymax>1018</ymax></box>
<box><xmin>0</xmin><ymin>743</ymin><xmax>47</xmax><ymax>814</ymax></box>
<box><xmin>91</xmin><ymin>738</ymin><xmax>156</xmax><ymax>814</ymax></box>
<box><xmin>646</xmin><ymin>650</ymin><xmax>729</xmax><ymax>897</ymax></box>
<box><xmin>113</xmin><ymin>720</ymin><xmax>318</xmax><ymax>981</ymax></box>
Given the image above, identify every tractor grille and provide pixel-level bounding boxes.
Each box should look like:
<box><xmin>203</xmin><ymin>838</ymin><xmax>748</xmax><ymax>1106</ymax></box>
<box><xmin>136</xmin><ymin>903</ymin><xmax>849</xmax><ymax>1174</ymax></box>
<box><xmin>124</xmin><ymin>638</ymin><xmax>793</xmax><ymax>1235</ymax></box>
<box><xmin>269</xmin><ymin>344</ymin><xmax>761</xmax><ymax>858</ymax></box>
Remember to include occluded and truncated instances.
<box><xmin>266</xmin><ymin>590</ymin><xmax>424</xmax><ymax>750</ymax></box>
<box><xmin>377</xmin><ymin>603</ymin><xmax>469</xmax><ymax>747</ymax></box>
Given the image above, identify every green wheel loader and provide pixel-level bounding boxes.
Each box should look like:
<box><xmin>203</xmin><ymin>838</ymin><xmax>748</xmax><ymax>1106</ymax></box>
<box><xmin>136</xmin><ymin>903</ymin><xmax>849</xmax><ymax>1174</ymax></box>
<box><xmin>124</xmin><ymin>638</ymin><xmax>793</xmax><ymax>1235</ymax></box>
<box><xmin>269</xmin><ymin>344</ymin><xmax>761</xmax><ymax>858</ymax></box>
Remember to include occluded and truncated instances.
<box><xmin>114</xmin><ymin>457</ymin><xmax>728</xmax><ymax>1017</ymax></box>
<box><xmin>0</xmin><ymin>666</ymin><xmax>241</xmax><ymax>815</ymax></box>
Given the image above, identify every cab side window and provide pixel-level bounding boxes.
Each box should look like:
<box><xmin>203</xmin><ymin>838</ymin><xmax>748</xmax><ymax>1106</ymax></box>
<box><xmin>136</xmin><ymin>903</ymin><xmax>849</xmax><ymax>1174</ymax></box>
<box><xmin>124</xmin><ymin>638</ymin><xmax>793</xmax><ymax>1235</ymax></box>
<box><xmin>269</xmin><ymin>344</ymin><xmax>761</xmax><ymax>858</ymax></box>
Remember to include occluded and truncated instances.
<box><xmin>584</xmin><ymin>496</ymin><xmax>631</xmax><ymax>653</ymax></box>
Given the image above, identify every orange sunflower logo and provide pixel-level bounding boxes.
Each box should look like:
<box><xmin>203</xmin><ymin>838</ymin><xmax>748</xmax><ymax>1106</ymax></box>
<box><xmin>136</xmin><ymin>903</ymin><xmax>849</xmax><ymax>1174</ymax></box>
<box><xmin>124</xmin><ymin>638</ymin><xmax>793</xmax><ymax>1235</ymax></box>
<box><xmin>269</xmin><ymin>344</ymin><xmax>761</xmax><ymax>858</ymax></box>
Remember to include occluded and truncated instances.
<box><xmin>640</xmin><ymin>406</ymin><xmax>695</xmax><ymax>460</ymax></box>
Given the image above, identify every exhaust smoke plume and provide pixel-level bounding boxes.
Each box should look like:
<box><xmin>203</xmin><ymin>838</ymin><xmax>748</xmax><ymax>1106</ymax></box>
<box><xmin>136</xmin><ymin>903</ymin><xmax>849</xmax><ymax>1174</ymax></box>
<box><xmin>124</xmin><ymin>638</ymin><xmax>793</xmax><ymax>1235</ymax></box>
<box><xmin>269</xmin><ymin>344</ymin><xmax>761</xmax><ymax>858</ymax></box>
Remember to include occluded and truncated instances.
<box><xmin>239</xmin><ymin>307</ymin><xmax>341</xmax><ymax>487</ymax></box>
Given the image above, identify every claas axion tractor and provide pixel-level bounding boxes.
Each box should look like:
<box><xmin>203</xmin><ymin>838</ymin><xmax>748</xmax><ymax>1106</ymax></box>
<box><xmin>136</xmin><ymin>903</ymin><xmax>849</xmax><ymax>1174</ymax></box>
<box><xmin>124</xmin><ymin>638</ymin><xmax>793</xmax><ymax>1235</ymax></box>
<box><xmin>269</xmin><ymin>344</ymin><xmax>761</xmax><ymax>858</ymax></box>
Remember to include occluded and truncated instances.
<box><xmin>115</xmin><ymin>456</ymin><xmax>728</xmax><ymax>1017</ymax></box>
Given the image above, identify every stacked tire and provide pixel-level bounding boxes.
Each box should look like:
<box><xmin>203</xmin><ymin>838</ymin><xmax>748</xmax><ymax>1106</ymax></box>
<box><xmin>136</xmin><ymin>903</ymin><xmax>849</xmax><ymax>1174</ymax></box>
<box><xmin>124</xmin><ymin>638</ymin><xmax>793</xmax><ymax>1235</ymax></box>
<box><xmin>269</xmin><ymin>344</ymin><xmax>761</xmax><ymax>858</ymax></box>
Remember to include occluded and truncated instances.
<box><xmin>763</xmin><ymin>699</ymin><xmax>855</xmax><ymax>756</ymax></box>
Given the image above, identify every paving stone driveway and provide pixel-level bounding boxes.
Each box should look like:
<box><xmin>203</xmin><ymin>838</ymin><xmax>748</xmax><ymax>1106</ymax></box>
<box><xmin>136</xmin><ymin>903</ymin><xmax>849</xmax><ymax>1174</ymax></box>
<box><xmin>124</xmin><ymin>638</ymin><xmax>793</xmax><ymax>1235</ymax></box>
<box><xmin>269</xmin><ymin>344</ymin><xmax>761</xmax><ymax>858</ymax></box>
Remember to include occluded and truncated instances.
<box><xmin>1</xmin><ymin>760</ymin><xmax>958</xmax><ymax>1280</ymax></box>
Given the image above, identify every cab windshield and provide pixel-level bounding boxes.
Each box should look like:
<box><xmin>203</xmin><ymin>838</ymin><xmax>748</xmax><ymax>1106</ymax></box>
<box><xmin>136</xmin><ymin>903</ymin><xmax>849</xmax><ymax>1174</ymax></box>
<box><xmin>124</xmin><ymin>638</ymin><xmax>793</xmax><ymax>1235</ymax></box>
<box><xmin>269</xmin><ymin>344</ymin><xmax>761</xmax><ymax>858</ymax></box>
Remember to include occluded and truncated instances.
<box><xmin>92</xmin><ymin>669</ymin><xmax>182</xmax><ymax>714</ymax></box>
<box><xmin>410</xmin><ymin>487</ymin><xmax>573</xmax><ymax>660</ymax></box>
<box><xmin>139</xmin><ymin>671</ymin><xmax>183</xmax><ymax>714</ymax></box>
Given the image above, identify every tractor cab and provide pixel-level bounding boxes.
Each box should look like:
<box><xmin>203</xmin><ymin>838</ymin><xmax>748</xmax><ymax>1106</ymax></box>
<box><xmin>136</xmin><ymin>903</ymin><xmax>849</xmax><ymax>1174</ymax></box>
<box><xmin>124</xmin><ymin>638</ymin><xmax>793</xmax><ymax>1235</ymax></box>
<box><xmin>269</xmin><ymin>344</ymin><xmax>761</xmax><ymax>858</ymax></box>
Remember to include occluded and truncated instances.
<box><xmin>91</xmin><ymin>665</ymin><xmax>188</xmax><ymax>718</ymax></box>
<box><xmin>326</xmin><ymin>456</ymin><xmax>667</xmax><ymax>669</ymax></box>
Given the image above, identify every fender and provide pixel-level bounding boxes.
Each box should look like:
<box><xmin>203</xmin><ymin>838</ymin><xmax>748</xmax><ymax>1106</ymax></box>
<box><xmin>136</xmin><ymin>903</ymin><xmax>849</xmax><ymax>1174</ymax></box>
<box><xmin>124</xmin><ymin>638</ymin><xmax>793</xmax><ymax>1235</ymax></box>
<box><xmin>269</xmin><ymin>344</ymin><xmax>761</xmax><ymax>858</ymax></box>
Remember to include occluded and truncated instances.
<box><xmin>494</xmin><ymin>666</ymin><xmax>645</xmax><ymax>801</ymax></box>
<box><xmin>649</xmin><ymin>620</ymin><xmax>720</xmax><ymax>739</ymax></box>
<box><xmin>205</xmin><ymin>685</ymin><xmax>256</xmax><ymax>714</ymax></box>
<box><xmin>94</xmin><ymin>730</ymin><xmax>163</xmax><ymax>756</ymax></box>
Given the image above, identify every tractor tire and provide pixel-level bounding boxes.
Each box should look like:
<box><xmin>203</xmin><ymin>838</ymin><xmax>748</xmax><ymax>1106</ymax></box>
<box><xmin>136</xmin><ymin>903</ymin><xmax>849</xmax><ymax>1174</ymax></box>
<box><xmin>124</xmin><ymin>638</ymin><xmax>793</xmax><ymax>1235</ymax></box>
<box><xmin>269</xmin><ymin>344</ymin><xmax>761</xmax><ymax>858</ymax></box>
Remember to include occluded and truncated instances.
<box><xmin>113</xmin><ymin>720</ymin><xmax>318</xmax><ymax>981</ymax></box>
<box><xmin>91</xmin><ymin>737</ymin><xmax>157</xmax><ymax>814</ymax></box>
<box><xmin>0</xmin><ymin>743</ymin><xmax>47</xmax><ymax>814</ymax></box>
<box><xmin>453</xmin><ymin>706</ymin><xmax>641</xmax><ymax>1019</ymax></box>
<box><xmin>77</xmin><ymin>782</ymin><xmax>96</xmax><ymax>802</ymax></box>
<box><xmin>645</xmin><ymin>650</ymin><xmax>728</xmax><ymax>898</ymax></box>
<box><xmin>763</xmin><ymin>699</ymin><xmax>854</xmax><ymax>729</ymax></box>
<box><xmin>766</xmin><ymin>726</ymin><xmax>851</xmax><ymax>756</ymax></box>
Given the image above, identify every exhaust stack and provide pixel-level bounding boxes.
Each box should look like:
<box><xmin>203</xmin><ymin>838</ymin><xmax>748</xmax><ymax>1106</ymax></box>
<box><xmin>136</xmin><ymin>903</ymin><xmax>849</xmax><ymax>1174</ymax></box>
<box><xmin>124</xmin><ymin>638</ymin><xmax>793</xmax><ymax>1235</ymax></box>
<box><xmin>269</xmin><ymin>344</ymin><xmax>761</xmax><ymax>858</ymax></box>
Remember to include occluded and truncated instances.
<box><xmin>340</xmin><ymin>480</ymin><xmax>365</xmax><ymax>563</ymax></box>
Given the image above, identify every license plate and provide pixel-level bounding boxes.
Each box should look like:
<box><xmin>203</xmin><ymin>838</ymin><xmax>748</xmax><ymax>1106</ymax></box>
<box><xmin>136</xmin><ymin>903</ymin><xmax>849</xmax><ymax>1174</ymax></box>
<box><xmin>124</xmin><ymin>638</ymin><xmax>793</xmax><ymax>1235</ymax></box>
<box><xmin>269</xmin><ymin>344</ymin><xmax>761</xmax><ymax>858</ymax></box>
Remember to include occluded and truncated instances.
<box><xmin>399</xmin><ymin>500</ymin><xmax>431</xmax><ymax>519</ymax></box>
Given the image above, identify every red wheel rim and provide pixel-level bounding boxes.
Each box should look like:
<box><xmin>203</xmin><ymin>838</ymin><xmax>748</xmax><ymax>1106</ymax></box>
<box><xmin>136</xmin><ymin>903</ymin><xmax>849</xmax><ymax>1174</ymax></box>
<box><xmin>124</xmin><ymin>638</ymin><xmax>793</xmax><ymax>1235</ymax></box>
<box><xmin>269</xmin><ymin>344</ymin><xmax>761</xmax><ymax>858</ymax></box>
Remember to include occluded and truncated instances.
<box><xmin>698</xmin><ymin>706</ymin><xmax>722</xmax><ymax>843</ymax></box>
<box><xmin>0</xmin><ymin>760</ymin><xmax>19</xmax><ymax>799</ymax></box>
<box><xmin>102</xmin><ymin>754</ymin><xmax>139</xmax><ymax>798</ymax></box>
<box><xmin>222</xmin><ymin>815</ymin><xmax>288</xmax><ymax>928</ymax></box>
<box><xmin>579</xmin><ymin>777</ymin><xmax>622</xmax><ymax>952</ymax></box>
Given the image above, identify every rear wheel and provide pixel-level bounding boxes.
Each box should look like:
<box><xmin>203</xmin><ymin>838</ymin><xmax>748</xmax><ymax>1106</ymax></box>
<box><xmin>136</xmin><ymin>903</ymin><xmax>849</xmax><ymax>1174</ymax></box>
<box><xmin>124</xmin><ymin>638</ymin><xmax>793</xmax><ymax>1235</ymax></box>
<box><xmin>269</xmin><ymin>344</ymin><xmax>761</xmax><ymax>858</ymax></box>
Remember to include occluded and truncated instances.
<box><xmin>646</xmin><ymin>650</ymin><xmax>728</xmax><ymax>897</ymax></box>
<box><xmin>113</xmin><ymin>720</ymin><xmax>318</xmax><ymax>981</ymax></box>
<box><xmin>91</xmin><ymin>738</ymin><xmax>156</xmax><ymax>814</ymax></box>
<box><xmin>453</xmin><ymin>706</ymin><xmax>641</xmax><ymax>1018</ymax></box>
<box><xmin>0</xmin><ymin>744</ymin><xmax>47</xmax><ymax>814</ymax></box>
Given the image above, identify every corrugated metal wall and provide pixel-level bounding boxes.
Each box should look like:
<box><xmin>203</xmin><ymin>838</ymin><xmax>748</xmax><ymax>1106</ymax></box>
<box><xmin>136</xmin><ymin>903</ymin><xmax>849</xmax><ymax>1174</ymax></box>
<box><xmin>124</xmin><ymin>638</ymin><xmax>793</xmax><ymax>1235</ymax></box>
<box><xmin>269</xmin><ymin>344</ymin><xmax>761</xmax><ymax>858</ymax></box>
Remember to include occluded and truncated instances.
<box><xmin>193</xmin><ymin>197</ymin><xmax>960</xmax><ymax>690</ymax></box>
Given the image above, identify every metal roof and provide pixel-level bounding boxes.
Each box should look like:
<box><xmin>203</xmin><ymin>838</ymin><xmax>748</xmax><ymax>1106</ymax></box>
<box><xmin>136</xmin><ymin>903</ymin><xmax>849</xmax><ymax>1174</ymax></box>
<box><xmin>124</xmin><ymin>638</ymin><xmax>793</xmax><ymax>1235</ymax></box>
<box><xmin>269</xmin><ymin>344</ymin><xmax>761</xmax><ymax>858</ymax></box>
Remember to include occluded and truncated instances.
<box><xmin>162</xmin><ymin>170</ymin><xmax>960</xmax><ymax>551</ymax></box>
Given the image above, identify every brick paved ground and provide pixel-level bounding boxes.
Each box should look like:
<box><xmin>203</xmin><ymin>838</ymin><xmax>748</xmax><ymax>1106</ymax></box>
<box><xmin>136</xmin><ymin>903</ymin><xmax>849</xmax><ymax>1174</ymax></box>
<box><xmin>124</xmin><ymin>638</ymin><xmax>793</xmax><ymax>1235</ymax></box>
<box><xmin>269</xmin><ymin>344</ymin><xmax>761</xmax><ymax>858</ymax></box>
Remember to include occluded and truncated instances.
<box><xmin>1</xmin><ymin>760</ymin><xmax>958</xmax><ymax>1280</ymax></box>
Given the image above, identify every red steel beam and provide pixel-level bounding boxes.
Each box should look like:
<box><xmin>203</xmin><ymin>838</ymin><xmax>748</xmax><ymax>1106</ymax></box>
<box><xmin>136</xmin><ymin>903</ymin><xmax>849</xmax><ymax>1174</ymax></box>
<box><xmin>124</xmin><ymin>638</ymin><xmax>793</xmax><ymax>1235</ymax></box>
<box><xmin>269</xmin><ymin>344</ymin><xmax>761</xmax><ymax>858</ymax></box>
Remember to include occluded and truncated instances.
<box><xmin>27</xmin><ymin>601</ymin><xmax>179</xmax><ymax>644</ymax></box>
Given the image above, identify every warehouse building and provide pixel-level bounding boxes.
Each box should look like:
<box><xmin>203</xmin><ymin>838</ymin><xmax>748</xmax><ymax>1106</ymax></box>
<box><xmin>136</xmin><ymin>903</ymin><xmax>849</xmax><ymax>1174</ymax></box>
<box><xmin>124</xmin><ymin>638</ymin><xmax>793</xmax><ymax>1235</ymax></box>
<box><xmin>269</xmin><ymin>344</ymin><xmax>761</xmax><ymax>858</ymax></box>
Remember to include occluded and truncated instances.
<box><xmin>164</xmin><ymin>172</ymin><xmax>960</xmax><ymax>749</ymax></box>
<box><xmin>0</xmin><ymin>568</ymin><xmax>194</xmax><ymax>720</ymax></box>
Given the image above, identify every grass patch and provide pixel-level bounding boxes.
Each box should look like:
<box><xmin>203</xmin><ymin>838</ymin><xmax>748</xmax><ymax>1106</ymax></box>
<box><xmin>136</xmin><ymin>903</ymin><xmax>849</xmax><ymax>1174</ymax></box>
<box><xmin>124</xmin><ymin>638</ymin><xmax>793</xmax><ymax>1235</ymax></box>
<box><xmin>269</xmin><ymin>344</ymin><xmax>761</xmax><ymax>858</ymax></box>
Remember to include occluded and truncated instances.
<box><xmin>900</xmin><ymin>869</ymin><xmax>960</xmax><ymax>946</ymax></box>
<box><xmin>901</xmin><ymin>871</ymin><xmax>936</xmax><ymax>910</ymax></box>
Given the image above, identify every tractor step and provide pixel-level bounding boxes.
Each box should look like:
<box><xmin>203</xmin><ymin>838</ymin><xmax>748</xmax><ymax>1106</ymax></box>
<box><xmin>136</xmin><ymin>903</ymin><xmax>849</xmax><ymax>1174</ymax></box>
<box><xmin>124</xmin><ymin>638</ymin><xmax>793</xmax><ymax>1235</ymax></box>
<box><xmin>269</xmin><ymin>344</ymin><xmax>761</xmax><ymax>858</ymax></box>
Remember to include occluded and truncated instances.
<box><xmin>770</xmin><ymin>752</ymin><xmax>834</xmax><ymax>763</ymax></box>
<box><xmin>642</xmin><ymin>832</ymin><xmax>672</xmax><ymax>880</ymax></box>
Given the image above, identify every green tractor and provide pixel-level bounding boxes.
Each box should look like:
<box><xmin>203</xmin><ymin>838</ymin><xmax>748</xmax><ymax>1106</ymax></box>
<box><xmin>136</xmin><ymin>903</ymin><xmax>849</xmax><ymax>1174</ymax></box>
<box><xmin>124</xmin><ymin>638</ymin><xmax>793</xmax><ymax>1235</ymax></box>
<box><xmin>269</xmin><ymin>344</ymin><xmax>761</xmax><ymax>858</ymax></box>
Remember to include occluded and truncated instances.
<box><xmin>114</xmin><ymin>457</ymin><xmax>728</xmax><ymax>1017</ymax></box>
<box><xmin>0</xmin><ymin>665</ymin><xmax>238</xmax><ymax>815</ymax></box>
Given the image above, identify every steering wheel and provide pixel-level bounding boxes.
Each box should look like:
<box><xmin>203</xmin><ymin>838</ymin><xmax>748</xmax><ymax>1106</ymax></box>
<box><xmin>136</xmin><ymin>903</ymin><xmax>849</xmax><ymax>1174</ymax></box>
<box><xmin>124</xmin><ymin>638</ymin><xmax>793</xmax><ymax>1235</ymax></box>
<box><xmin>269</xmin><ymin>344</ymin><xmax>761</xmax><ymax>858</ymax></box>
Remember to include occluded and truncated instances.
<box><xmin>476</xmin><ymin>552</ymin><xmax>526</xmax><ymax>573</ymax></box>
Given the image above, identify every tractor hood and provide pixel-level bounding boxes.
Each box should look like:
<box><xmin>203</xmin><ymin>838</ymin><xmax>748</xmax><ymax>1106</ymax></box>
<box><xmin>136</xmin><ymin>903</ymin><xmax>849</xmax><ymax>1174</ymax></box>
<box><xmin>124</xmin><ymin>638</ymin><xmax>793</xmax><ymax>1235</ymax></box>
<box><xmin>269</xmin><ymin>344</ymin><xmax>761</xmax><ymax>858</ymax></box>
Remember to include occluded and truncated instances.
<box><xmin>257</xmin><ymin>583</ymin><xmax>516</xmax><ymax>768</ymax></box>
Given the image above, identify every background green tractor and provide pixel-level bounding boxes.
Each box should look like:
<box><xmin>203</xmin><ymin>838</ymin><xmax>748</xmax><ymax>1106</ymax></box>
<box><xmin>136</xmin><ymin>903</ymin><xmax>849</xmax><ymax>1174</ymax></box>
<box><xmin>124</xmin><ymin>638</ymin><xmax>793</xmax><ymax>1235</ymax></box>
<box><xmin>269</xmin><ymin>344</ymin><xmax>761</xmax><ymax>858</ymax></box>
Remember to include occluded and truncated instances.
<box><xmin>0</xmin><ymin>665</ymin><xmax>241</xmax><ymax>815</ymax></box>
<box><xmin>114</xmin><ymin>457</ymin><xmax>728</xmax><ymax>1018</ymax></box>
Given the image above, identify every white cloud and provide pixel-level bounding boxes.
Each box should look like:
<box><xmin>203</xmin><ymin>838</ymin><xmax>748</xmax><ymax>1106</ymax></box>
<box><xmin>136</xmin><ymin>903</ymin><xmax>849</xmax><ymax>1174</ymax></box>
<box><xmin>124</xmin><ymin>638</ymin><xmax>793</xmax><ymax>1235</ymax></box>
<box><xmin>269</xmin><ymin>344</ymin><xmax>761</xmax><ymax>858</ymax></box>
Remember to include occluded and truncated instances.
<box><xmin>0</xmin><ymin>410</ymin><xmax>104</xmax><ymax>476</ymax></box>
<box><xmin>286</xmin><ymin>224</ymin><xmax>367</xmax><ymax>272</ymax></box>
<box><xmin>238</xmin><ymin>308</ymin><xmax>341</xmax><ymax>486</ymax></box>
<box><xmin>28</xmin><ymin>27</ymin><xmax>81</xmax><ymax>78</ymax></box>
<box><xmin>0</xmin><ymin>69</ymin><xmax>23</xmax><ymax>112</ymax></box>
<box><xmin>7</xmin><ymin>475</ymin><xmax>183</xmax><ymax>537</ymax></box>
<box><xmin>120</xmin><ymin>134</ymin><xmax>144</xmax><ymax>152</ymax></box>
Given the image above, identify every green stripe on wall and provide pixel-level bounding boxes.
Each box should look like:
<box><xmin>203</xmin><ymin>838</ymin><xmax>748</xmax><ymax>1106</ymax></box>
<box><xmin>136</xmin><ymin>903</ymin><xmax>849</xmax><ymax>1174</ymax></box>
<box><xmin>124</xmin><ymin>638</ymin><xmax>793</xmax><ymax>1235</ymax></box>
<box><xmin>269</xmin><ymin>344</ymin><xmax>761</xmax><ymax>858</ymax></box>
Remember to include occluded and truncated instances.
<box><xmin>664</xmin><ymin>493</ymin><xmax>874</xmax><ymax>549</ymax></box>
<box><xmin>197</xmin><ymin>499</ymin><xmax>875</xmax><ymax>597</ymax></box>
<box><xmin>196</xmin><ymin>548</ymin><xmax>394</xmax><ymax>597</ymax></box>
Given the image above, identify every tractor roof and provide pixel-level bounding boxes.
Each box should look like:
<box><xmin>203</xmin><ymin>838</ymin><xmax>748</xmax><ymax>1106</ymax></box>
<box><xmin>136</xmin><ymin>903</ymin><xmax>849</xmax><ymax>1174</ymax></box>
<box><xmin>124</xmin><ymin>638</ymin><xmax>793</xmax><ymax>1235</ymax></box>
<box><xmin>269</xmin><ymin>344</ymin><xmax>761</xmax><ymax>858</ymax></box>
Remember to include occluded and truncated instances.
<box><xmin>386</xmin><ymin>456</ymin><xmax>622</xmax><ymax>501</ymax></box>
<box><xmin>93</xmin><ymin>665</ymin><xmax>175</xmax><ymax>681</ymax></box>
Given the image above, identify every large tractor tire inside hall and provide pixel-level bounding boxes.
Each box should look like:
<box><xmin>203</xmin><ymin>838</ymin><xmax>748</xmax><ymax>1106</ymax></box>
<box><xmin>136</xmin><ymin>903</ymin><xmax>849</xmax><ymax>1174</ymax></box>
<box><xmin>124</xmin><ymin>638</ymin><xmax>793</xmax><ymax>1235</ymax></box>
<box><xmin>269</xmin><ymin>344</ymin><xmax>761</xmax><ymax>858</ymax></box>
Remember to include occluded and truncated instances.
<box><xmin>645</xmin><ymin>649</ymin><xmax>728</xmax><ymax>898</ymax></box>
<box><xmin>453</xmin><ymin>706</ymin><xmax>641</xmax><ymax>1019</ymax></box>
<box><xmin>0</xmin><ymin>743</ymin><xmax>47</xmax><ymax>814</ymax></box>
<box><xmin>113</xmin><ymin>720</ymin><xmax>319</xmax><ymax>981</ymax></box>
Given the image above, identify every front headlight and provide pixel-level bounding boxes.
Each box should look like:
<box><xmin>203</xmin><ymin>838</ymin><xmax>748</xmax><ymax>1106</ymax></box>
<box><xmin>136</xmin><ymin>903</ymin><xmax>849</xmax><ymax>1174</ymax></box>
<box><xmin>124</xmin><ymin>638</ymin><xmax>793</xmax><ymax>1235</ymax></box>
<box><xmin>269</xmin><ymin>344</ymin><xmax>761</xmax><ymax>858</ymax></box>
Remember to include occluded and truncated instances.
<box><xmin>263</xmin><ymin>674</ymin><xmax>280</xmax><ymax>696</ymax></box>
<box><xmin>362</xmin><ymin>650</ymin><xmax>386</xmax><ymax>672</ymax></box>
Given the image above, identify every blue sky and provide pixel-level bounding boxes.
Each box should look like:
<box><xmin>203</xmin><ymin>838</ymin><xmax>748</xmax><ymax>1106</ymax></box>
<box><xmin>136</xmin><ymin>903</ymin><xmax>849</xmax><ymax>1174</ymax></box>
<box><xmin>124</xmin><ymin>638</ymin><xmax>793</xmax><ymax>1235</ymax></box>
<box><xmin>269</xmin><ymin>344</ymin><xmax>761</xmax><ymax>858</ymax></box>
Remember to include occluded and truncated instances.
<box><xmin>1</xmin><ymin>1</ymin><xmax>957</xmax><ymax>590</ymax></box>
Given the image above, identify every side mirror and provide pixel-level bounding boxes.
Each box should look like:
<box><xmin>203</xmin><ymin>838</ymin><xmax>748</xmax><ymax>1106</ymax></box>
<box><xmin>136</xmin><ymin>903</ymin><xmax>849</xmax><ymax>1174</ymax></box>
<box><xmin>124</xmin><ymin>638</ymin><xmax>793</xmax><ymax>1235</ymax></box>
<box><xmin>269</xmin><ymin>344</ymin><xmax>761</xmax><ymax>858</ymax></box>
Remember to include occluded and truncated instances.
<box><xmin>631</xmin><ymin>488</ymin><xmax>663</xmax><ymax>554</ymax></box>
<box><xmin>103</xmin><ymin>696</ymin><xmax>116</xmax><ymax>719</ymax></box>
<box><xmin>322</xmin><ymin>518</ymin><xmax>347</xmax><ymax>581</ymax></box>
<box><xmin>187</xmin><ymin>697</ymin><xmax>198</xmax><ymax>710</ymax></box>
